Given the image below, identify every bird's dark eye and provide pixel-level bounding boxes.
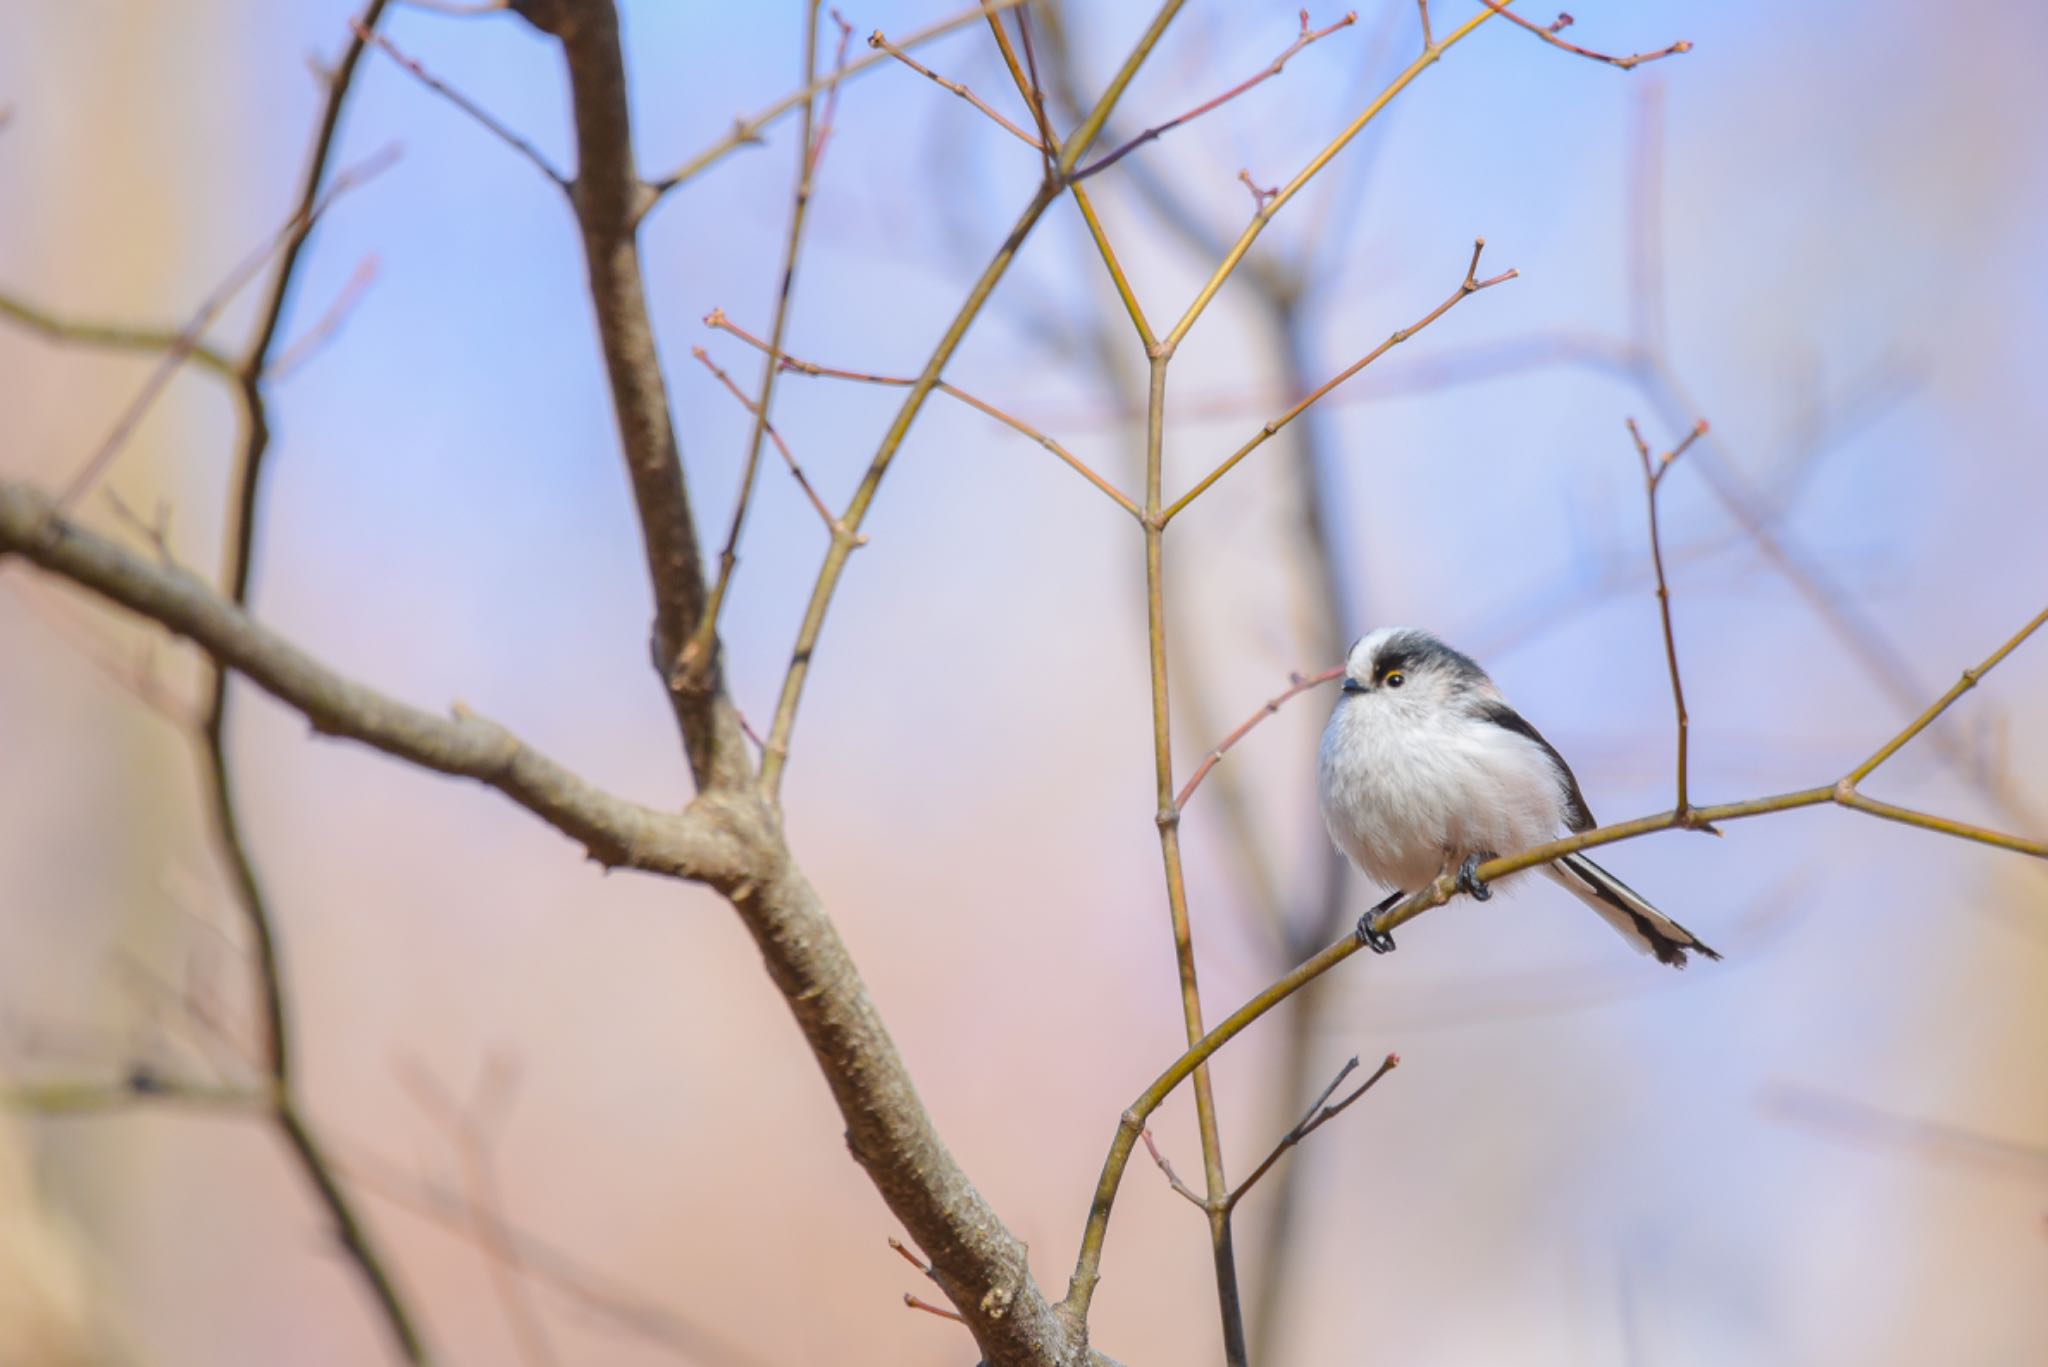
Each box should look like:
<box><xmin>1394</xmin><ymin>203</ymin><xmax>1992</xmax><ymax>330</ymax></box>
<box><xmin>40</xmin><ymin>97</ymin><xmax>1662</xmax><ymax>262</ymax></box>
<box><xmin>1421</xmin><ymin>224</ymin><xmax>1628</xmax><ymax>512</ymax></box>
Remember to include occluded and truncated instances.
<box><xmin>1384</xmin><ymin>671</ymin><xmax>1405</xmax><ymax>689</ymax></box>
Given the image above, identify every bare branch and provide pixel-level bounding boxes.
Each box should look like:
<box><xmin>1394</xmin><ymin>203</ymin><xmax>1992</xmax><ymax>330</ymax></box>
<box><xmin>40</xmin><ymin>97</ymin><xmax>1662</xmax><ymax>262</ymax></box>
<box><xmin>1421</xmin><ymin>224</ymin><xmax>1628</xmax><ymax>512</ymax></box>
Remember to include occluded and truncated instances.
<box><xmin>868</xmin><ymin>27</ymin><xmax>1045</xmax><ymax>150</ymax></box>
<box><xmin>1627</xmin><ymin>415</ymin><xmax>1711</xmax><ymax>818</ymax></box>
<box><xmin>267</xmin><ymin>253</ymin><xmax>380</xmax><ymax>382</ymax></box>
<box><xmin>0</xmin><ymin>294</ymin><xmax>237</xmax><ymax>379</ymax></box>
<box><xmin>1161</xmin><ymin>1</ymin><xmax>1518</xmax><ymax>353</ymax></box>
<box><xmin>1475</xmin><ymin>1</ymin><xmax>1692</xmax><ymax>71</ymax></box>
<box><xmin>1177</xmin><ymin>667</ymin><xmax>1341</xmax><ymax>808</ymax></box>
<box><xmin>651</xmin><ymin>0</ymin><xmax>1030</xmax><ymax>194</ymax></box>
<box><xmin>758</xmin><ymin>0</ymin><xmax>1191</xmax><ymax>795</ymax></box>
<box><xmin>394</xmin><ymin>1057</ymin><xmax>559</xmax><ymax>1367</ymax></box>
<box><xmin>52</xmin><ymin>145</ymin><xmax>398</xmax><ymax>513</ymax></box>
<box><xmin>0</xmin><ymin>482</ymin><xmax>738</xmax><ymax>883</ymax></box>
<box><xmin>1140</xmin><ymin>1128</ymin><xmax>1213</xmax><ymax>1210</ymax></box>
<box><xmin>1222</xmin><ymin>1053</ymin><xmax>1398</xmax><ymax>1211</ymax></box>
<box><xmin>1</xmin><ymin>1074</ymin><xmax>270</xmax><ymax>1115</ymax></box>
<box><xmin>704</xmin><ymin>308</ymin><xmax>1140</xmax><ymax>518</ymax></box>
<box><xmin>514</xmin><ymin>0</ymin><xmax>752</xmax><ymax>792</ymax></box>
<box><xmin>679</xmin><ymin>4</ymin><xmax>844</xmax><ymax>693</ymax></box>
<box><xmin>689</xmin><ymin>345</ymin><xmax>865</xmax><ymax>546</ymax></box>
<box><xmin>1072</xmin><ymin>8</ymin><xmax>1360</xmax><ymax>182</ymax></box>
<box><xmin>356</xmin><ymin>22</ymin><xmax>566</xmax><ymax>184</ymax></box>
<box><xmin>1165</xmin><ymin>238</ymin><xmax>1516</xmax><ymax>520</ymax></box>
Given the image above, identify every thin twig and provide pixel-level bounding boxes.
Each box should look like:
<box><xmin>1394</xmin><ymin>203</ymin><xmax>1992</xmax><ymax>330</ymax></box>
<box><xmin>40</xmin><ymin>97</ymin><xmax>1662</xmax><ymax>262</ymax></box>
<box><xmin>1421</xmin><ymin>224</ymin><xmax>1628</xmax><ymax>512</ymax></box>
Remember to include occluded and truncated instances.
<box><xmin>904</xmin><ymin>1294</ymin><xmax>967</xmax><ymax>1324</ymax></box>
<box><xmin>1162</xmin><ymin>0</ymin><xmax>1516</xmax><ymax>354</ymax></box>
<box><xmin>1140</xmin><ymin>348</ymin><xmax>1248</xmax><ymax>1365</ymax></box>
<box><xmin>48</xmin><ymin>145</ymin><xmax>399</xmax><ymax>513</ymax></box>
<box><xmin>1011</xmin><ymin>6</ymin><xmax>1058</xmax><ymax>179</ymax></box>
<box><xmin>1222</xmin><ymin>1053</ymin><xmax>1398</xmax><ymax>1210</ymax></box>
<box><xmin>0</xmin><ymin>1075</ymin><xmax>272</xmax><ymax>1115</ymax></box>
<box><xmin>887</xmin><ymin>1236</ymin><xmax>932</xmax><ymax>1274</ymax></box>
<box><xmin>1475</xmin><ymin>0</ymin><xmax>1691</xmax><ymax>70</ymax></box>
<box><xmin>1140</xmin><ymin>1128</ymin><xmax>1212</xmax><ymax>1210</ymax></box>
<box><xmin>704</xmin><ymin>309</ymin><xmax>1140</xmax><ymax>518</ymax></box>
<box><xmin>355</xmin><ymin>23</ymin><xmax>567</xmax><ymax>185</ymax></box>
<box><xmin>1416</xmin><ymin>0</ymin><xmax>1433</xmax><ymax>49</ymax></box>
<box><xmin>395</xmin><ymin>1058</ymin><xmax>559</xmax><ymax>1367</ymax></box>
<box><xmin>338</xmin><ymin>1141</ymin><xmax>776</xmax><ymax>1367</ymax></box>
<box><xmin>651</xmin><ymin>0</ymin><xmax>1029</xmax><ymax>194</ymax></box>
<box><xmin>678</xmin><ymin>4</ymin><xmax>838</xmax><ymax>690</ymax></box>
<box><xmin>0</xmin><ymin>294</ymin><xmax>237</xmax><ymax>379</ymax></box>
<box><xmin>868</xmin><ymin>28</ymin><xmax>1045</xmax><ymax>150</ymax></box>
<box><xmin>1627</xmin><ymin>415</ymin><xmax>1710</xmax><ymax>818</ymax></box>
<box><xmin>1072</xmin><ymin>8</ymin><xmax>1360</xmax><ymax>182</ymax></box>
<box><xmin>981</xmin><ymin>5</ymin><xmax>1159</xmax><ymax>348</ymax></box>
<box><xmin>1165</xmin><ymin>238</ymin><xmax>1515</xmax><ymax>520</ymax></box>
<box><xmin>805</xmin><ymin>11</ymin><xmax>857</xmax><ymax>179</ymax></box>
<box><xmin>1236</xmin><ymin>169</ymin><xmax>1279</xmax><ymax>211</ymax></box>
<box><xmin>1177</xmin><ymin>667</ymin><xmax>1342</xmax><ymax>808</ymax></box>
<box><xmin>689</xmin><ymin>347</ymin><xmax>864</xmax><ymax>546</ymax></box>
<box><xmin>267</xmin><ymin>254</ymin><xmax>380</xmax><ymax>382</ymax></box>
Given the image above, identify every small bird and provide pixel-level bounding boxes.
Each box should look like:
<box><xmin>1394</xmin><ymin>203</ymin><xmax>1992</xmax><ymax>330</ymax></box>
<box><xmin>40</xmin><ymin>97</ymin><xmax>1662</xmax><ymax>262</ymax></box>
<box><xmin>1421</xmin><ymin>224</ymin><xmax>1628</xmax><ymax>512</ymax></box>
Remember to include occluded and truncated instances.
<box><xmin>1317</xmin><ymin>627</ymin><xmax>1719</xmax><ymax>968</ymax></box>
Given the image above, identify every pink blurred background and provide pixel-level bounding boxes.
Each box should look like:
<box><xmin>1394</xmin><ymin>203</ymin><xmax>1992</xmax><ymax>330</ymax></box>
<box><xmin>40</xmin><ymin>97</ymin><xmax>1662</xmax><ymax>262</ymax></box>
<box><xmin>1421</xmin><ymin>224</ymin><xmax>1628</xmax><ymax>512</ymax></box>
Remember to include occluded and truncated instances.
<box><xmin>1</xmin><ymin>2</ymin><xmax>2044</xmax><ymax>1363</ymax></box>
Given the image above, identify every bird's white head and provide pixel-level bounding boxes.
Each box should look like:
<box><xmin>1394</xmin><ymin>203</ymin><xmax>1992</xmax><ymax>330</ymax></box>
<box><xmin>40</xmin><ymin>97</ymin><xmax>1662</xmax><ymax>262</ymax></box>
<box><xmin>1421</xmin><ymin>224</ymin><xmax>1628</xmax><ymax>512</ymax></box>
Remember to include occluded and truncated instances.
<box><xmin>1338</xmin><ymin>626</ymin><xmax>1495</xmax><ymax>717</ymax></box>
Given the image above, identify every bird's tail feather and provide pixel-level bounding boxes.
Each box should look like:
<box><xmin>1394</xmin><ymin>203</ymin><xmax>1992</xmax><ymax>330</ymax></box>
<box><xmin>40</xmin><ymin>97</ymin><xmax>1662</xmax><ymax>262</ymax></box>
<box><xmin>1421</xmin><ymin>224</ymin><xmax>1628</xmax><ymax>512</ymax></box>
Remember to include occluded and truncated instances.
<box><xmin>1544</xmin><ymin>853</ymin><xmax>1721</xmax><ymax>969</ymax></box>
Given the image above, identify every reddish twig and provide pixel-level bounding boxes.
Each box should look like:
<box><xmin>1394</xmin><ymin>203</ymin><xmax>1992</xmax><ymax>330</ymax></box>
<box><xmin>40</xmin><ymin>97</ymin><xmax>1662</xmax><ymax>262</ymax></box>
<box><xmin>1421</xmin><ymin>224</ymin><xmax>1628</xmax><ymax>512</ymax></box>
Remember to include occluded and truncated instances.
<box><xmin>49</xmin><ymin>146</ymin><xmax>398</xmax><ymax>512</ymax></box>
<box><xmin>1626</xmin><ymin>415</ymin><xmax>1711</xmax><ymax>821</ymax></box>
<box><xmin>394</xmin><ymin>1056</ymin><xmax>558</xmax><ymax>1367</ymax></box>
<box><xmin>268</xmin><ymin>254</ymin><xmax>380</xmax><ymax>382</ymax></box>
<box><xmin>1475</xmin><ymin>0</ymin><xmax>1691</xmax><ymax>70</ymax></box>
<box><xmin>887</xmin><ymin>1235</ymin><xmax>932</xmax><ymax>1273</ymax></box>
<box><xmin>805</xmin><ymin>11</ymin><xmax>857</xmax><ymax>178</ymax></box>
<box><xmin>1073</xmin><ymin>9</ymin><xmax>1359</xmax><ymax>182</ymax></box>
<box><xmin>355</xmin><ymin>23</ymin><xmax>566</xmax><ymax>184</ymax></box>
<box><xmin>1178</xmin><ymin>667</ymin><xmax>1342</xmax><ymax>808</ymax></box>
<box><xmin>868</xmin><ymin>28</ymin><xmax>1045</xmax><ymax>150</ymax></box>
<box><xmin>1165</xmin><ymin>238</ymin><xmax>1515</xmax><ymax>520</ymax></box>
<box><xmin>1224</xmin><ymin>1054</ymin><xmax>1398</xmax><ymax>1210</ymax></box>
<box><xmin>703</xmin><ymin>309</ymin><xmax>1140</xmax><ymax>519</ymax></box>
<box><xmin>677</xmin><ymin>4</ymin><xmax>844</xmax><ymax>690</ymax></box>
<box><xmin>690</xmin><ymin>346</ymin><xmax>865</xmax><ymax>546</ymax></box>
<box><xmin>1236</xmin><ymin>169</ymin><xmax>1279</xmax><ymax>211</ymax></box>
<box><xmin>1416</xmin><ymin>0</ymin><xmax>1433</xmax><ymax>48</ymax></box>
<box><xmin>904</xmin><ymin>1293</ymin><xmax>967</xmax><ymax>1324</ymax></box>
<box><xmin>1141</xmin><ymin>1127</ymin><xmax>1213</xmax><ymax>1210</ymax></box>
<box><xmin>1012</xmin><ymin>5</ymin><xmax>1058</xmax><ymax>178</ymax></box>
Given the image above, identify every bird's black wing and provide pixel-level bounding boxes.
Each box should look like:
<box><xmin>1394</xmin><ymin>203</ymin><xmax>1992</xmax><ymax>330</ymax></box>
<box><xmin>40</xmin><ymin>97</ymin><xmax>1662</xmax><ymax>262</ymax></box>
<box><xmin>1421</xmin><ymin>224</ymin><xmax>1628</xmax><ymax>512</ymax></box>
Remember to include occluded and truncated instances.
<box><xmin>1474</xmin><ymin>700</ymin><xmax>1596</xmax><ymax>832</ymax></box>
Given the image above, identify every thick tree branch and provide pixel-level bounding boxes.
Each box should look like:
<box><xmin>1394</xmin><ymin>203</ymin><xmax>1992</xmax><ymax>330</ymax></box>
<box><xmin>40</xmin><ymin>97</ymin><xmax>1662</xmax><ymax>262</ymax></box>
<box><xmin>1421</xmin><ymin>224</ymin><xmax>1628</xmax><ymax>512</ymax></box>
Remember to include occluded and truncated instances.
<box><xmin>0</xmin><ymin>483</ymin><xmax>737</xmax><ymax>884</ymax></box>
<box><xmin>513</xmin><ymin>0</ymin><xmax>752</xmax><ymax>793</ymax></box>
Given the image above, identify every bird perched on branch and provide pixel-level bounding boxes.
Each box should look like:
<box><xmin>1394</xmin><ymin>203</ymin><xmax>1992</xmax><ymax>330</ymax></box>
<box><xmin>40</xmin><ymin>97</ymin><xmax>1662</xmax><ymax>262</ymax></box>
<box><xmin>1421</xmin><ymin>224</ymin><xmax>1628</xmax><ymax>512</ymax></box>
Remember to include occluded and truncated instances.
<box><xmin>1318</xmin><ymin>627</ymin><xmax>1719</xmax><ymax>968</ymax></box>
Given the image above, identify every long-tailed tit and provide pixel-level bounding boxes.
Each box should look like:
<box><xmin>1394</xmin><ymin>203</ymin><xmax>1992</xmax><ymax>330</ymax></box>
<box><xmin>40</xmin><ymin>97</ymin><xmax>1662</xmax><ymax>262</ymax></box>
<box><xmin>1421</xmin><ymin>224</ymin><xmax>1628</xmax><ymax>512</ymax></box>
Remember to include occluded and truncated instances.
<box><xmin>1318</xmin><ymin>627</ymin><xmax>1720</xmax><ymax>968</ymax></box>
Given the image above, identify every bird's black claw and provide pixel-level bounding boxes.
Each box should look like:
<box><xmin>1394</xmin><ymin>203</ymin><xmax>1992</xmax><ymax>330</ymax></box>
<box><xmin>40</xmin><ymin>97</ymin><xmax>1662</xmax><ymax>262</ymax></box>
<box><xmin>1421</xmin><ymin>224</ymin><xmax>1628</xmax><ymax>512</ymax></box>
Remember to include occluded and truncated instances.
<box><xmin>1356</xmin><ymin>913</ymin><xmax>1397</xmax><ymax>954</ymax></box>
<box><xmin>1457</xmin><ymin>853</ymin><xmax>1494</xmax><ymax>902</ymax></box>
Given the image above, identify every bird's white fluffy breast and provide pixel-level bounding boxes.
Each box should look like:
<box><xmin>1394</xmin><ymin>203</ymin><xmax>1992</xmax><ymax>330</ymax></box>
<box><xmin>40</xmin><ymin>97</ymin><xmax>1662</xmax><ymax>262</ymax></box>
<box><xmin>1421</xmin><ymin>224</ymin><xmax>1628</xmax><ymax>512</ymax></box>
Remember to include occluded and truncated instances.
<box><xmin>1317</xmin><ymin>692</ymin><xmax>1566</xmax><ymax>891</ymax></box>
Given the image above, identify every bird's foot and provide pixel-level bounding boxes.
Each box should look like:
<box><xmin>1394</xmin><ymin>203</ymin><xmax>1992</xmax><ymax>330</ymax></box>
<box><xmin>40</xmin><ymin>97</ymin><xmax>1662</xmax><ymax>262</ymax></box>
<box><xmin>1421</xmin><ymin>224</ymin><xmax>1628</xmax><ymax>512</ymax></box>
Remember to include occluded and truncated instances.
<box><xmin>1456</xmin><ymin>853</ymin><xmax>1495</xmax><ymax>902</ymax></box>
<box><xmin>1356</xmin><ymin>890</ymin><xmax>1403</xmax><ymax>954</ymax></box>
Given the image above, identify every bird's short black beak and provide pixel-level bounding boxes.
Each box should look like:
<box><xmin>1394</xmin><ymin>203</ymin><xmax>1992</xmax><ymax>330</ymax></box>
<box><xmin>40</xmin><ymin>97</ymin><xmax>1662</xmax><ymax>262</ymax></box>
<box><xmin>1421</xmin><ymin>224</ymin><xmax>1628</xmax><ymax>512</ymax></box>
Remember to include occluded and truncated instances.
<box><xmin>1340</xmin><ymin>678</ymin><xmax>1367</xmax><ymax>695</ymax></box>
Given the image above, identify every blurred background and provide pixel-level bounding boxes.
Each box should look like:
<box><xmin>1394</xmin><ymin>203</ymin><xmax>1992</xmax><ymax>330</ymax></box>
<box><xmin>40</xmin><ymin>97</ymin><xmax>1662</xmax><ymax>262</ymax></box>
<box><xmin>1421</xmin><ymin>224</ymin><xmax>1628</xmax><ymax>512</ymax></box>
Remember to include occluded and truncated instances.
<box><xmin>1</xmin><ymin>1</ymin><xmax>2044</xmax><ymax>1363</ymax></box>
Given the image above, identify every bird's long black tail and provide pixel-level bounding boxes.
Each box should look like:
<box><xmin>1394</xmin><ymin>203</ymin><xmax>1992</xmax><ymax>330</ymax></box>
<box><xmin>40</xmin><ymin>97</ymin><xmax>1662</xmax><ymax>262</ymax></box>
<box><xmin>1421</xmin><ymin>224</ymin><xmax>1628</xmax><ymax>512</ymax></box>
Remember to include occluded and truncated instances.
<box><xmin>1544</xmin><ymin>853</ymin><xmax>1722</xmax><ymax>969</ymax></box>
